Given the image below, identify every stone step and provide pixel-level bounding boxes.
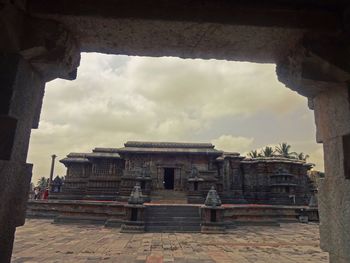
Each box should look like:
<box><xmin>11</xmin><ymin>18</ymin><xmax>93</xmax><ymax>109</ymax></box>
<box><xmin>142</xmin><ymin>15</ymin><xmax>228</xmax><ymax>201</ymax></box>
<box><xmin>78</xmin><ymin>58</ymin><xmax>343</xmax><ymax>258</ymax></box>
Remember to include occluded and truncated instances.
<box><xmin>145</xmin><ymin>225</ymin><xmax>201</xmax><ymax>232</ymax></box>
<box><xmin>146</xmin><ymin>208</ymin><xmax>200</xmax><ymax>213</ymax></box>
<box><xmin>145</xmin><ymin>221</ymin><xmax>201</xmax><ymax>226</ymax></box>
<box><xmin>150</xmin><ymin>190</ymin><xmax>188</xmax><ymax>203</ymax></box>
<box><xmin>145</xmin><ymin>205</ymin><xmax>201</xmax><ymax>232</ymax></box>
<box><xmin>146</xmin><ymin>211</ymin><xmax>200</xmax><ymax>217</ymax></box>
<box><xmin>146</xmin><ymin>217</ymin><xmax>200</xmax><ymax>221</ymax></box>
<box><xmin>231</xmin><ymin>220</ymin><xmax>280</xmax><ymax>227</ymax></box>
<box><xmin>150</xmin><ymin>199</ymin><xmax>188</xmax><ymax>204</ymax></box>
<box><xmin>146</xmin><ymin>205</ymin><xmax>200</xmax><ymax>210</ymax></box>
<box><xmin>146</xmin><ymin>217</ymin><xmax>200</xmax><ymax>222</ymax></box>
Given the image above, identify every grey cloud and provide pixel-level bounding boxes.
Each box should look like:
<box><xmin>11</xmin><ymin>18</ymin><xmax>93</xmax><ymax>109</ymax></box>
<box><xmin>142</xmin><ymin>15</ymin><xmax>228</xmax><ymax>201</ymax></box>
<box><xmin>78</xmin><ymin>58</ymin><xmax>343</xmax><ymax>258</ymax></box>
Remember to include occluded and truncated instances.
<box><xmin>28</xmin><ymin>53</ymin><xmax>323</xmax><ymax>182</ymax></box>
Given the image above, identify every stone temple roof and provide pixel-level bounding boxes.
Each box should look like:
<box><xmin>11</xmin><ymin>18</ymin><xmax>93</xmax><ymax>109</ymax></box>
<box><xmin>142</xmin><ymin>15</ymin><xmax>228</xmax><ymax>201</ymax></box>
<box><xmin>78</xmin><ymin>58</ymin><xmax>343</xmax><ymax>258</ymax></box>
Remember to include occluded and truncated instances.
<box><xmin>88</xmin><ymin>148</ymin><xmax>121</xmax><ymax>159</ymax></box>
<box><xmin>124</xmin><ymin>141</ymin><xmax>215</xmax><ymax>149</ymax></box>
<box><xmin>60</xmin><ymin>153</ymin><xmax>90</xmax><ymax>164</ymax></box>
<box><xmin>93</xmin><ymin>148</ymin><xmax>119</xmax><ymax>153</ymax></box>
<box><xmin>119</xmin><ymin>141</ymin><xmax>223</xmax><ymax>155</ymax></box>
<box><xmin>60</xmin><ymin>149</ymin><xmax>121</xmax><ymax>164</ymax></box>
<box><xmin>242</xmin><ymin>156</ymin><xmax>314</xmax><ymax>167</ymax></box>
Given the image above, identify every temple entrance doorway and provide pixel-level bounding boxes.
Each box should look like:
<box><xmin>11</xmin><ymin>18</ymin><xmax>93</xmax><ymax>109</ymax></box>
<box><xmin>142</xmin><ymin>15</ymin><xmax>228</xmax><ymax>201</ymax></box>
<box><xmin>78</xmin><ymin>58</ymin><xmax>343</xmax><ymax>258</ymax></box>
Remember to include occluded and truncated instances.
<box><xmin>163</xmin><ymin>168</ymin><xmax>175</xmax><ymax>190</ymax></box>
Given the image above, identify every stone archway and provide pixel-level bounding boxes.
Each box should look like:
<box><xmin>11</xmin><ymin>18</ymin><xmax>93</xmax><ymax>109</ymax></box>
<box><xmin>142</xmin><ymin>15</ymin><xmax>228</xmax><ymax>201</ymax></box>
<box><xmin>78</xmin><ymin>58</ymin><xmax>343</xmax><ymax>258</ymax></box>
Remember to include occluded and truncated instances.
<box><xmin>1</xmin><ymin>1</ymin><xmax>350</xmax><ymax>262</ymax></box>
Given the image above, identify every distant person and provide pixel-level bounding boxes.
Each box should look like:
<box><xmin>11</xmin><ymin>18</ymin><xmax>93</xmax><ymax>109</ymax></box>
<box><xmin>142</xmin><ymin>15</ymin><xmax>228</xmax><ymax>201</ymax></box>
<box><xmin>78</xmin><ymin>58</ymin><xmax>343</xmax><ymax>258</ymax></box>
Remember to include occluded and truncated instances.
<box><xmin>34</xmin><ymin>188</ymin><xmax>40</xmax><ymax>200</ymax></box>
<box><xmin>43</xmin><ymin>188</ymin><xmax>49</xmax><ymax>200</ymax></box>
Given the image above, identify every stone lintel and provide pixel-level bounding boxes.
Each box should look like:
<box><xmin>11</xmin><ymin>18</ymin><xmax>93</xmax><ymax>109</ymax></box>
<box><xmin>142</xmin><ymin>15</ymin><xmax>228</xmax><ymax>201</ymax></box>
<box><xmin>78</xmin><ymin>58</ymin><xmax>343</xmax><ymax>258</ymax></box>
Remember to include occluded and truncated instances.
<box><xmin>27</xmin><ymin>0</ymin><xmax>340</xmax><ymax>30</ymax></box>
<box><xmin>1</xmin><ymin>2</ymin><xmax>81</xmax><ymax>82</ymax></box>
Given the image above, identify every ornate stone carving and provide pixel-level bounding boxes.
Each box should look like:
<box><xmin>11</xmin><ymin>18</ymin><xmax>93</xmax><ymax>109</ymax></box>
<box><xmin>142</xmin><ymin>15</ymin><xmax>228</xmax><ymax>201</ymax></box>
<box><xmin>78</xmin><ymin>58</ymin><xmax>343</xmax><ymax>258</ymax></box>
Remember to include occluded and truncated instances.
<box><xmin>128</xmin><ymin>183</ymin><xmax>144</xmax><ymax>205</ymax></box>
<box><xmin>204</xmin><ymin>186</ymin><xmax>222</xmax><ymax>207</ymax></box>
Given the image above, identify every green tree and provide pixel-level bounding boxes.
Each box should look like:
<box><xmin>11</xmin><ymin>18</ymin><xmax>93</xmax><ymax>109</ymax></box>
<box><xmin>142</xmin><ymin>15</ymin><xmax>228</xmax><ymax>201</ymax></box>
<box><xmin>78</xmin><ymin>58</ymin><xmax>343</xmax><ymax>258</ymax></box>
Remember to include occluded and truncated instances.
<box><xmin>261</xmin><ymin>146</ymin><xmax>274</xmax><ymax>157</ymax></box>
<box><xmin>248</xmin><ymin>150</ymin><xmax>262</xmax><ymax>158</ymax></box>
<box><xmin>275</xmin><ymin>143</ymin><xmax>294</xmax><ymax>158</ymax></box>
<box><xmin>294</xmin><ymin>152</ymin><xmax>310</xmax><ymax>161</ymax></box>
<box><xmin>36</xmin><ymin>177</ymin><xmax>49</xmax><ymax>189</ymax></box>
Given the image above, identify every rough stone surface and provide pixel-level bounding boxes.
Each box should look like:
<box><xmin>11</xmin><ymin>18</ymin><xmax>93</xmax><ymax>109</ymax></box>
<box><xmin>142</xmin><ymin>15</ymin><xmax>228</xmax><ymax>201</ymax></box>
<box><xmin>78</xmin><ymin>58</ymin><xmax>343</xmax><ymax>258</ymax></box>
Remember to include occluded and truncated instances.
<box><xmin>128</xmin><ymin>183</ymin><xmax>144</xmax><ymax>205</ymax></box>
<box><xmin>313</xmin><ymin>85</ymin><xmax>350</xmax><ymax>143</ymax></box>
<box><xmin>204</xmin><ymin>187</ymin><xmax>222</xmax><ymax>207</ymax></box>
<box><xmin>0</xmin><ymin>54</ymin><xmax>43</xmax><ymax>262</ymax></box>
<box><xmin>12</xmin><ymin>219</ymin><xmax>328</xmax><ymax>262</ymax></box>
<box><xmin>313</xmin><ymin>85</ymin><xmax>350</xmax><ymax>263</ymax></box>
<box><xmin>318</xmin><ymin>137</ymin><xmax>350</xmax><ymax>263</ymax></box>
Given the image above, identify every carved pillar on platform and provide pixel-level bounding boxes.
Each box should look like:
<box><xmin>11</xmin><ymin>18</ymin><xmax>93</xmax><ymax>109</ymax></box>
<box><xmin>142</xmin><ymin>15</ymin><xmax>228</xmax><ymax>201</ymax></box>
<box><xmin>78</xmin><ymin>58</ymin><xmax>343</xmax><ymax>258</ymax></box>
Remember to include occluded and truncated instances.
<box><xmin>121</xmin><ymin>183</ymin><xmax>145</xmax><ymax>233</ymax></box>
<box><xmin>200</xmin><ymin>186</ymin><xmax>225</xmax><ymax>233</ymax></box>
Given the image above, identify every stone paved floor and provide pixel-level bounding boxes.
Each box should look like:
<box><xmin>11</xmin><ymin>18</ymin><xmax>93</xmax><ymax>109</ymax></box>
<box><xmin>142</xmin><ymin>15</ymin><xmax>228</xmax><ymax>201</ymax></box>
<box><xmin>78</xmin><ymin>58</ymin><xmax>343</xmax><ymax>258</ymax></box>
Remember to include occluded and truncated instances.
<box><xmin>12</xmin><ymin>219</ymin><xmax>329</xmax><ymax>263</ymax></box>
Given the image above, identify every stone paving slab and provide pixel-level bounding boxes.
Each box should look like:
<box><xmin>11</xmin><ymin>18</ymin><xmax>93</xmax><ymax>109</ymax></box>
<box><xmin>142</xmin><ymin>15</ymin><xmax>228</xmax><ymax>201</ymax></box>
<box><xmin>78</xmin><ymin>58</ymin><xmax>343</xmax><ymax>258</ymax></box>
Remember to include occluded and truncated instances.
<box><xmin>12</xmin><ymin>219</ymin><xmax>329</xmax><ymax>263</ymax></box>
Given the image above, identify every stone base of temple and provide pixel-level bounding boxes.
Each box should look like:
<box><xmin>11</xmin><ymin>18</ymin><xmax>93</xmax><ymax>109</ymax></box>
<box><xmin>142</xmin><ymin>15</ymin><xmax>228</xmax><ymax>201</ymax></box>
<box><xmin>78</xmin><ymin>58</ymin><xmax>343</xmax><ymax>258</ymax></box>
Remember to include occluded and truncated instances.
<box><xmin>53</xmin><ymin>215</ymin><xmax>107</xmax><ymax>225</ymax></box>
<box><xmin>187</xmin><ymin>194</ymin><xmax>205</xmax><ymax>204</ymax></box>
<box><xmin>26</xmin><ymin>200</ymin><xmax>319</xmax><ymax>233</ymax></box>
<box><xmin>83</xmin><ymin>194</ymin><xmax>118</xmax><ymax>201</ymax></box>
<box><xmin>150</xmin><ymin>190</ymin><xmax>188</xmax><ymax>204</ymax></box>
<box><xmin>116</xmin><ymin>195</ymin><xmax>151</xmax><ymax>203</ymax></box>
<box><xmin>105</xmin><ymin>219</ymin><xmax>124</xmax><ymax>228</ymax></box>
<box><xmin>306</xmin><ymin>207</ymin><xmax>319</xmax><ymax>221</ymax></box>
<box><xmin>49</xmin><ymin>193</ymin><xmax>86</xmax><ymax>200</ymax></box>
<box><xmin>220</xmin><ymin>192</ymin><xmax>247</xmax><ymax>204</ymax></box>
<box><xmin>201</xmin><ymin>222</ymin><xmax>226</xmax><ymax>234</ymax></box>
<box><xmin>121</xmin><ymin>221</ymin><xmax>145</xmax><ymax>233</ymax></box>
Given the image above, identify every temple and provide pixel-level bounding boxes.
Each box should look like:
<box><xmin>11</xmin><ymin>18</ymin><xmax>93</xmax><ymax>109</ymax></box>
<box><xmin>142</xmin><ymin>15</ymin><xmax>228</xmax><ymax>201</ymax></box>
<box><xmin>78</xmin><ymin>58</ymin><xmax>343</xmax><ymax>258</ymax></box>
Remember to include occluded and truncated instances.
<box><xmin>55</xmin><ymin>141</ymin><xmax>313</xmax><ymax>205</ymax></box>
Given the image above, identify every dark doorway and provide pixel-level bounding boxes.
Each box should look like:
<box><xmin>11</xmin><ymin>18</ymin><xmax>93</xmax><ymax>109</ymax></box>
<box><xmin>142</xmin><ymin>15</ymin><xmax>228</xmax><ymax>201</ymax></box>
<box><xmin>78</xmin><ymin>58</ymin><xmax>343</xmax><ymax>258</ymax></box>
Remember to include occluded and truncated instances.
<box><xmin>131</xmin><ymin>208</ymin><xmax>138</xmax><ymax>221</ymax></box>
<box><xmin>210</xmin><ymin>210</ymin><xmax>217</xmax><ymax>222</ymax></box>
<box><xmin>163</xmin><ymin>168</ymin><xmax>175</xmax><ymax>190</ymax></box>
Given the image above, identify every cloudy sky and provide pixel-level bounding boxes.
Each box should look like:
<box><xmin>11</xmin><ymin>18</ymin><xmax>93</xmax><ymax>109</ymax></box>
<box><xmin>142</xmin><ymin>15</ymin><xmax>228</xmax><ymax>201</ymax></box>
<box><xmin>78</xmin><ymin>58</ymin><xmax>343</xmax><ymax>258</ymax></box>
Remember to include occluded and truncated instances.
<box><xmin>27</xmin><ymin>53</ymin><xmax>324</xmax><ymax>183</ymax></box>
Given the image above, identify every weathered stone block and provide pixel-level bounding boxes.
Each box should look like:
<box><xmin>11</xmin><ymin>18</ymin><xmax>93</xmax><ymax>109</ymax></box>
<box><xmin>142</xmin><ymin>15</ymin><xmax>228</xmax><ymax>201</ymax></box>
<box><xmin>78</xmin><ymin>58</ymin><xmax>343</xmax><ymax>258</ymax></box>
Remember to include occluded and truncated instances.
<box><xmin>313</xmin><ymin>85</ymin><xmax>350</xmax><ymax>143</ymax></box>
<box><xmin>319</xmin><ymin>137</ymin><xmax>350</xmax><ymax>262</ymax></box>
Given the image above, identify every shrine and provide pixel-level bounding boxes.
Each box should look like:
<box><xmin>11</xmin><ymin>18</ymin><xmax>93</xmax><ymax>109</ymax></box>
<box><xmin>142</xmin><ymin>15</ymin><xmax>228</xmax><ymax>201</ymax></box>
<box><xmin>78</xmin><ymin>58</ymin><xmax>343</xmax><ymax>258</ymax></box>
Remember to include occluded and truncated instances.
<box><xmin>58</xmin><ymin>141</ymin><xmax>313</xmax><ymax>205</ymax></box>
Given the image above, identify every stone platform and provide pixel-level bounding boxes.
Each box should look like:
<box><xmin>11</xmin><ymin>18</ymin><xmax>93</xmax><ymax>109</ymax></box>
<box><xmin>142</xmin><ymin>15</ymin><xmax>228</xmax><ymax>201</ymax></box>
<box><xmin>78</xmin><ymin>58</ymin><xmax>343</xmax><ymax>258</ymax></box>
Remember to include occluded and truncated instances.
<box><xmin>26</xmin><ymin>200</ymin><xmax>319</xmax><ymax>230</ymax></box>
<box><xmin>12</xmin><ymin>219</ymin><xmax>328</xmax><ymax>262</ymax></box>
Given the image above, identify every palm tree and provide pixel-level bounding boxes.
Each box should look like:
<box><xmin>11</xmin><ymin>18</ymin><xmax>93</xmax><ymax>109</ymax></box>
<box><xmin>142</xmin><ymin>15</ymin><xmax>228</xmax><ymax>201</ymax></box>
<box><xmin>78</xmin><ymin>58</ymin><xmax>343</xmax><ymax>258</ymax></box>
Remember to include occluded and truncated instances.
<box><xmin>248</xmin><ymin>150</ymin><xmax>262</xmax><ymax>158</ymax></box>
<box><xmin>261</xmin><ymin>146</ymin><xmax>274</xmax><ymax>157</ymax></box>
<box><xmin>36</xmin><ymin>177</ymin><xmax>49</xmax><ymax>190</ymax></box>
<box><xmin>294</xmin><ymin>152</ymin><xmax>310</xmax><ymax>161</ymax></box>
<box><xmin>275</xmin><ymin>143</ymin><xmax>293</xmax><ymax>158</ymax></box>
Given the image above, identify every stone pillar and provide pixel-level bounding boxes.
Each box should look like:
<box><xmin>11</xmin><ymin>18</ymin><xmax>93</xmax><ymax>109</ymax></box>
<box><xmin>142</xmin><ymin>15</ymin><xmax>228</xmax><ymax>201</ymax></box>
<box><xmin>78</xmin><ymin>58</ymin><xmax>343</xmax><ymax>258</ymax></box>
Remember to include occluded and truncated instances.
<box><xmin>0</xmin><ymin>53</ymin><xmax>45</xmax><ymax>262</ymax></box>
<box><xmin>49</xmin><ymin>154</ymin><xmax>57</xmax><ymax>187</ymax></box>
<box><xmin>312</xmin><ymin>85</ymin><xmax>350</xmax><ymax>263</ymax></box>
<box><xmin>200</xmin><ymin>186</ymin><xmax>225</xmax><ymax>233</ymax></box>
<box><xmin>121</xmin><ymin>183</ymin><xmax>145</xmax><ymax>233</ymax></box>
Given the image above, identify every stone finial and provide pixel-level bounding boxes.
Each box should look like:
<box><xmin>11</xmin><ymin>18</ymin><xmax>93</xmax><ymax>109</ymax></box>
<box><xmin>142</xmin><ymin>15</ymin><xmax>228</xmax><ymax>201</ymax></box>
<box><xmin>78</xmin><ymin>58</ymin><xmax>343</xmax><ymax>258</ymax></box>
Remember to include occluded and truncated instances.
<box><xmin>128</xmin><ymin>183</ymin><xmax>144</xmax><ymax>205</ymax></box>
<box><xmin>204</xmin><ymin>186</ymin><xmax>222</xmax><ymax>207</ymax></box>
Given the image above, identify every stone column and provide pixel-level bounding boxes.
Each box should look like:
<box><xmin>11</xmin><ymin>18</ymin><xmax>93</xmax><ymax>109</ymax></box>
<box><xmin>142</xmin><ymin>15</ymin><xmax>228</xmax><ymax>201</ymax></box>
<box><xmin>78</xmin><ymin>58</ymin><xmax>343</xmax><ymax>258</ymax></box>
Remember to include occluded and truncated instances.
<box><xmin>49</xmin><ymin>154</ymin><xmax>57</xmax><ymax>188</ymax></box>
<box><xmin>313</xmin><ymin>85</ymin><xmax>350</xmax><ymax>263</ymax></box>
<box><xmin>0</xmin><ymin>53</ymin><xmax>45</xmax><ymax>262</ymax></box>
